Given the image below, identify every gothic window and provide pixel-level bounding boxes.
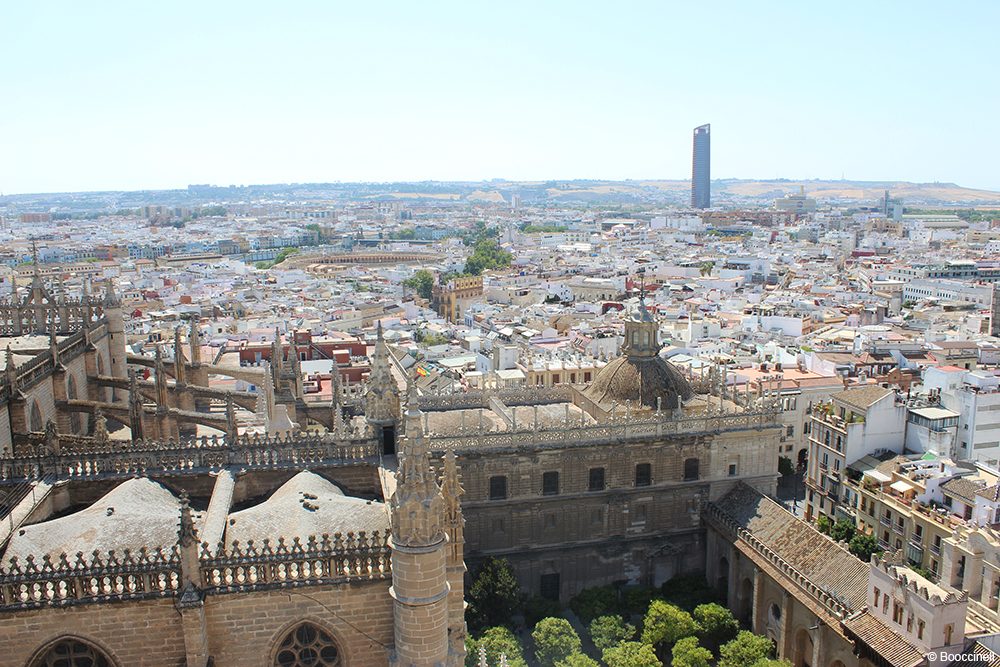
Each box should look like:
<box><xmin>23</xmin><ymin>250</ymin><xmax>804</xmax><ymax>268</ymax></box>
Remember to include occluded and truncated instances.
<box><xmin>30</xmin><ymin>638</ymin><xmax>113</xmax><ymax>667</ymax></box>
<box><xmin>489</xmin><ymin>476</ymin><xmax>508</xmax><ymax>500</ymax></box>
<box><xmin>29</xmin><ymin>400</ymin><xmax>43</xmax><ymax>432</ymax></box>
<box><xmin>542</xmin><ymin>471</ymin><xmax>560</xmax><ymax>495</ymax></box>
<box><xmin>274</xmin><ymin>623</ymin><xmax>342</xmax><ymax>667</ymax></box>
<box><xmin>635</xmin><ymin>463</ymin><xmax>652</xmax><ymax>487</ymax></box>
<box><xmin>683</xmin><ymin>458</ymin><xmax>700</xmax><ymax>481</ymax></box>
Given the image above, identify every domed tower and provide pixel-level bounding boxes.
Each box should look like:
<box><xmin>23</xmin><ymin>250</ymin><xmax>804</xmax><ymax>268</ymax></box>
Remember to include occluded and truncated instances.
<box><xmin>583</xmin><ymin>295</ymin><xmax>693</xmax><ymax>417</ymax></box>
<box><xmin>365</xmin><ymin>322</ymin><xmax>401</xmax><ymax>455</ymax></box>
<box><xmin>389</xmin><ymin>388</ymin><xmax>452</xmax><ymax>667</ymax></box>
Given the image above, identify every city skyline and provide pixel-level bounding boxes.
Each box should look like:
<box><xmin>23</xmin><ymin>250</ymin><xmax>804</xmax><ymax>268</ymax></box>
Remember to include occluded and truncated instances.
<box><xmin>3</xmin><ymin>2</ymin><xmax>1000</xmax><ymax>194</ymax></box>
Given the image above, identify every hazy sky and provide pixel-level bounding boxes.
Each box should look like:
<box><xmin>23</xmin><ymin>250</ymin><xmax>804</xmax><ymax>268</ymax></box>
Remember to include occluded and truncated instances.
<box><xmin>3</xmin><ymin>1</ymin><xmax>998</xmax><ymax>194</ymax></box>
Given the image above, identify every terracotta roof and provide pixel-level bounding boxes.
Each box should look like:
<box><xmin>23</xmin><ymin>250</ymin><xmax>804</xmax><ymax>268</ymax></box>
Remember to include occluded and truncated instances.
<box><xmin>949</xmin><ymin>643</ymin><xmax>1000</xmax><ymax>667</ymax></box>
<box><xmin>942</xmin><ymin>476</ymin><xmax>984</xmax><ymax>503</ymax></box>
<box><xmin>711</xmin><ymin>484</ymin><xmax>869</xmax><ymax>611</ymax></box>
<box><xmin>831</xmin><ymin>386</ymin><xmax>894</xmax><ymax>411</ymax></box>
<box><xmin>843</xmin><ymin>611</ymin><xmax>924</xmax><ymax>667</ymax></box>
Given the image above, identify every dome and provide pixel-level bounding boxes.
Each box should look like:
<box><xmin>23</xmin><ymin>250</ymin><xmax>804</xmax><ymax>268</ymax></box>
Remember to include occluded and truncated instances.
<box><xmin>584</xmin><ymin>353</ymin><xmax>694</xmax><ymax>411</ymax></box>
<box><xmin>583</xmin><ymin>297</ymin><xmax>693</xmax><ymax>412</ymax></box>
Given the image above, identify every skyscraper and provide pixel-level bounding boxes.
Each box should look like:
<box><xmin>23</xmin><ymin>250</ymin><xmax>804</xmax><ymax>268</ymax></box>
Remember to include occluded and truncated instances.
<box><xmin>691</xmin><ymin>123</ymin><xmax>711</xmax><ymax>209</ymax></box>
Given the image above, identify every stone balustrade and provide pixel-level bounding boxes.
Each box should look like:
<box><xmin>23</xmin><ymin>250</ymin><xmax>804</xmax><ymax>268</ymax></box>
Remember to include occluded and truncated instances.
<box><xmin>0</xmin><ymin>547</ymin><xmax>180</xmax><ymax>610</ymax></box>
<box><xmin>0</xmin><ymin>530</ymin><xmax>392</xmax><ymax>610</ymax></box>
<box><xmin>200</xmin><ymin>530</ymin><xmax>392</xmax><ymax>592</ymax></box>
<box><xmin>1</xmin><ymin>431</ymin><xmax>379</xmax><ymax>482</ymax></box>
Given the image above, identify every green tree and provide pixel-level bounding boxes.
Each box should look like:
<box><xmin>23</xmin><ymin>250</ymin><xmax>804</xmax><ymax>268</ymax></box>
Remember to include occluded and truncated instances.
<box><xmin>532</xmin><ymin>617</ymin><xmax>581</xmax><ymax>667</ymax></box>
<box><xmin>464</xmin><ymin>238</ymin><xmax>512</xmax><ymax>275</ymax></box>
<box><xmin>672</xmin><ymin>636</ymin><xmax>714</xmax><ymax>667</ymax></box>
<box><xmin>848</xmin><ymin>532</ymin><xmax>881</xmax><ymax>562</ymax></box>
<box><xmin>753</xmin><ymin>659</ymin><xmax>793</xmax><ymax>667</ymax></box>
<box><xmin>603</xmin><ymin>641</ymin><xmax>663</xmax><ymax>667</ymax></box>
<box><xmin>693</xmin><ymin>603</ymin><xmax>739</xmax><ymax>651</ymax></box>
<box><xmin>830</xmin><ymin>519</ymin><xmax>856</xmax><ymax>543</ymax></box>
<box><xmin>467</xmin><ymin>557</ymin><xmax>521</xmax><ymax>631</ymax></box>
<box><xmin>589</xmin><ymin>615</ymin><xmax>636</xmax><ymax>651</ymax></box>
<box><xmin>718</xmin><ymin>631</ymin><xmax>774</xmax><ymax>667</ymax></box>
<box><xmin>660</xmin><ymin>574</ymin><xmax>719</xmax><ymax>610</ymax></box>
<box><xmin>569</xmin><ymin>586</ymin><xmax>619</xmax><ymax>623</ymax></box>
<box><xmin>641</xmin><ymin>600</ymin><xmax>699</xmax><ymax>651</ymax></box>
<box><xmin>815</xmin><ymin>515</ymin><xmax>832</xmax><ymax>534</ymax></box>
<box><xmin>403</xmin><ymin>269</ymin><xmax>435</xmax><ymax>300</ymax></box>
<box><xmin>555</xmin><ymin>653</ymin><xmax>599</xmax><ymax>667</ymax></box>
<box><xmin>523</xmin><ymin>596</ymin><xmax>564</xmax><ymax>628</ymax></box>
<box><xmin>466</xmin><ymin>626</ymin><xmax>527</xmax><ymax>667</ymax></box>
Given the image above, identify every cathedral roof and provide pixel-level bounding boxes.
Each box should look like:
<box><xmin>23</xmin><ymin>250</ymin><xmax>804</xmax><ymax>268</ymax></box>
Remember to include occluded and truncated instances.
<box><xmin>3</xmin><ymin>478</ymin><xmax>198</xmax><ymax>561</ymax></box>
<box><xmin>225</xmin><ymin>471</ymin><xmax>388</xmax><ymax>545</ymax></box>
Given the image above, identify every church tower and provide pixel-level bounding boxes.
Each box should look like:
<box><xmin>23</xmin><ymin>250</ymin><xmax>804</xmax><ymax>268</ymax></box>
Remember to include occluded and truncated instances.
<box><xmin>389</xmin><ymin>388</ymin><xmax>451</xmax><ymax>667</ymax></box>
<box><xmin>103</xmin><ymin>279</ymin><xmax>128</xmax><ymax>385</ymax></box>
<box><xmin>365</xmin><ymin>322</ymin><xmax>401</xmax><ymax>455</ymax></box>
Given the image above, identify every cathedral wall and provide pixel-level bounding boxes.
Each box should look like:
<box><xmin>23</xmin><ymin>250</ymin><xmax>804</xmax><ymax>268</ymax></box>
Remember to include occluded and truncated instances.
<box><xmin>0</xmin><ymin>581</ymin><xmax>396</xmax><ymax>667</ymax></box>
<box><xmin>457</xmin><ymin>426</ymin><xmax>781</xmax><ymax>599</ymax></box>
<box><xmin>203</xmin><ymin>581</ymin><xmax>395</xmax><ymax>667</ymax></box>
<box><xmin>62</xmin><ymin>353</ymin><xmax>91</xmax><ymax>433</ymax></box>
<box><xmin>0</xmin><ymin>597</ymin><xmax>187</xmax><ymax>667</ymax></box>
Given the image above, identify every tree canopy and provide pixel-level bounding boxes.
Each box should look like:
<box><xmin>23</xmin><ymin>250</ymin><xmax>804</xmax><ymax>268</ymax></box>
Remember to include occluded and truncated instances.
<box><xmin>603</xmin><ymin>641</ymin><xmax>663</xmax><ymax>667</ymax></box>
<box><xmin>403</xmin><ymin>269</ymin><xmax>435</xmax><ymax>300</ymax></box>
<box><xmin>532</xmin><ymin>618</ymin><xmax>581</xmax><ymax>667</ymax></box>
<box><xmin>718</xmin><ymin>631</ymin><xmax>774</xmax><ymax>667</ymax></box>
<box><xmin>466</xmin><ymin>557</ymin><xmax>521</xmax><ymax>631</ymax></box>
<box><xmin>672</xmin><ymin>636</ymin><xmax>714</xmax><ymax>667</ymax></box>
<box><xmin>641</xmin><ymin>600</ymin><xmax>699</xmax><ymax>650</ymax></box>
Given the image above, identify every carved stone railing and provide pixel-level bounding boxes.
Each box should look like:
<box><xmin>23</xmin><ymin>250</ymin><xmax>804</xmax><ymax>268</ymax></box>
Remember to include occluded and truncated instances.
<box><xmin>200</xmin><ymin>530</ymin><xmax>392</xmax><ymax>593</ymax></box>
<box><xmin>0</xmin><ymin>530</ymin><xmax>392</xmax><ymax>610</ymax></box>
<box><xmin>704</xmin><ymin>502</ymin><xmax>852</xmax><ymax>619</ymax></box>
<box><xmin>0</xmin><ymin>547</ymin><xmax>180</xmax><ymax>610</ymax></box>
<box><xmin>0</xmin><ymin>432</ymin><xmax>380</xmax><ymax>483</ymax></box>
<box><xmin>428</xmin><ymin>407</ymin><xmax>781</xmax><ymax>454</ymax></box>
<box><xmin>417</xmin><ymin>386</ymin><xmax>575</xmax><ymax>411</ymax></box>
<box><xmin>0</xmin><ymin>297</ymin><xmax>107</xmax><ymax>337</ymax></box>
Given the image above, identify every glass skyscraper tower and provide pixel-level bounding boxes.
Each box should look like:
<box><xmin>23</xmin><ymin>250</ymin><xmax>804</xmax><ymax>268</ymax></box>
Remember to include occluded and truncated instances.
<box><xmin>691</xmin><ymin>124</ymin><xmax>711</xmax><ymax>209</ymax></box>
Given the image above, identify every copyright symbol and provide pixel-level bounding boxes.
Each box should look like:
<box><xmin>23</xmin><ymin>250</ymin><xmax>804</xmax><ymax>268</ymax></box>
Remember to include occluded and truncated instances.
<box><xmin>927</xmin><ymin>653</ymin><xmax>937</xmax><ymax>661</ymax></box>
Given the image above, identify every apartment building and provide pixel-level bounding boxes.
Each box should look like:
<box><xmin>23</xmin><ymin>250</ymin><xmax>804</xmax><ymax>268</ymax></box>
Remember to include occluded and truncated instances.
<box><xmin>806</xmin><ymin>385</ymin><xmax>907</xmax><ymax>522</ymax></box>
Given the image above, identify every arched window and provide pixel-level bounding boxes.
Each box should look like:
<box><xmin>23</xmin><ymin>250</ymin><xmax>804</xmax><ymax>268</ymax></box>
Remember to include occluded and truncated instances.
<box><xmin>683</xmin><ymin>458</ymin><xmax>700</xmax><ymax>481</ymax></box>
<box><xmin>29</xmin><ymin>400</ymin><xmax>43</xmax><ymax>432</ymax></box>
<box><xmin>31</xmin><ymin>638</ymin><xmax>114</xmax><ymax>667</ymax></box>
<box><xmin>274</xmin><ymin>623</ymin><xmax>342</xmax><ymax>667</ymax></box>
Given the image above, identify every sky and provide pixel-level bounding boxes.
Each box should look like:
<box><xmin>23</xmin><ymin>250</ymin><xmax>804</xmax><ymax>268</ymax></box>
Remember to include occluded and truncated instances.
<box><xmin>2</xmin><ymin>1</ymin><xmax>999</xmax><ymax>194</ymax></box>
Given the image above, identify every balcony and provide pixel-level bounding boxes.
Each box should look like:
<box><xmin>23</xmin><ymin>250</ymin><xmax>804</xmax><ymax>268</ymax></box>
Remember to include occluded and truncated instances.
<box><xmin>880</xmin><ymin>516</ymin><xmax>892</xmax><ymax>527</ymax></box>
<box><xmin>930</xmin><ymin>543</ymin><xmax>941</xmax><ymax>556</ymax></box>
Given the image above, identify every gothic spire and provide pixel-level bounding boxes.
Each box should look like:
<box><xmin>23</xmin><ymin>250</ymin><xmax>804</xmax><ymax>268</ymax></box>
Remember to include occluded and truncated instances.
<box><xmin>364</xmin><ymin>321</ymin><xmax>399</xmax><ymax>425</ymax></box>
<box><xmin>174</xmin><ymin>326</ymin><xmax>186</xmax><ymax>385</ymax></box>
<box><xmin>390</xmin><ymin>381</ymin><xmax>444</xmax><ymax>548</ymax></box>
<box><xmin>188</xmin><ymin>318</ymin><xmax>202</xmax><ymax>365</ymax></box>
<box><xmin>154</xmin><ymin>347</ymin><xmax>169</xmax><ymax>413</ymax></box>
<box><xmin>128</xmin><ymin>369</ymin><xmax>145</xmax><ymax>441</ymax></box>
<box><xmin>225</xmin><ymin>392</ymin><xmax>238</xmax><ymax>442</ymax></box>
<box><xmin>103</xmin><ymin>278</ymin><xmax>119</xmax><ymax>307</ymax></box>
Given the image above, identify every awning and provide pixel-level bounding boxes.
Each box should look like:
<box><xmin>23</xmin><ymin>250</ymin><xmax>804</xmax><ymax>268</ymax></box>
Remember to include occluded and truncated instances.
<box><xmin>890</xmin><ymin>480</ymin><xmax>914</xmax><ymax>494</ymax></box>
<box><xmin>864</xmin><ymin>470</ymin><xmax>892</xmax><ymax>483</ymax></box>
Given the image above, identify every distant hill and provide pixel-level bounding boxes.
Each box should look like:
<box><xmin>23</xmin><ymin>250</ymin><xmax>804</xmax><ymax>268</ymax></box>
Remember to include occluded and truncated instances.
<box><xmin>4</xmin><ymin>178</ymin><xmax>999</xmax><ymax>210</ymax></box>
